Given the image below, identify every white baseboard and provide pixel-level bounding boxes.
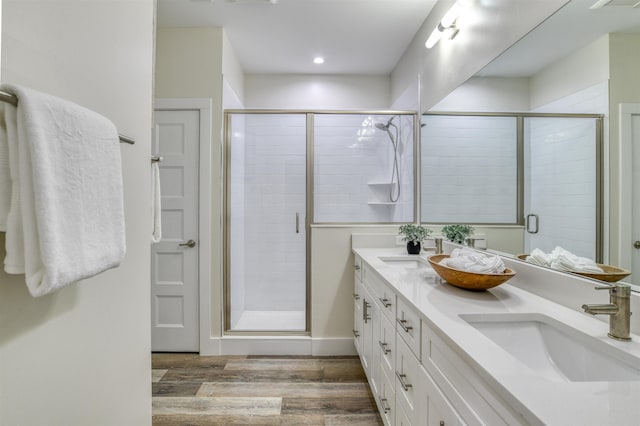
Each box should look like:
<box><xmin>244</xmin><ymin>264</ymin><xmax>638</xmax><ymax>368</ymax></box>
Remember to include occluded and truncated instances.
<box><xmin>312</xmin><ymin>338</ymin><xmax>357</xmax><ymax>356</ymax></box>
<box><xmin>199</xmin><ymin>336</ymin><xmax>356</xmax><ymax>356</ymax></box>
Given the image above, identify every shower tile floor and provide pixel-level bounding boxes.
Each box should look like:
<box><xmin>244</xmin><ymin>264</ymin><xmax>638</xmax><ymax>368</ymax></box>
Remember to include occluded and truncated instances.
<box><xmin>152</xmin><ymin>353</ymin><xmax>383</xmax><ymax>425</ymax></box>
<box><xmin>233</xmin><ymin>310</ymin><xmax>306</xmax><ymax>331</ymax></box>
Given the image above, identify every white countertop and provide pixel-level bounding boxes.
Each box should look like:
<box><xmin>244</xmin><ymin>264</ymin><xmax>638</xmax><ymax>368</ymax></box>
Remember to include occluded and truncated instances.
<box><xmin>353</xmin><ymin>247</ymin><xmax>640</xmax><ymax>426</ymax></box>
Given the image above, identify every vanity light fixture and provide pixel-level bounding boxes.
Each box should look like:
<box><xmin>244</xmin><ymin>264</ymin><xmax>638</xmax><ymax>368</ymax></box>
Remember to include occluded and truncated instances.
<box><xmin>425</xmin><ymin>1</ymin><xmax>462</xmax><ymax>49</ymax></box>
<box><xmin>313</xmin><ymin>57</ymin><xmax>325</xmax><ymax>64</ymax></box>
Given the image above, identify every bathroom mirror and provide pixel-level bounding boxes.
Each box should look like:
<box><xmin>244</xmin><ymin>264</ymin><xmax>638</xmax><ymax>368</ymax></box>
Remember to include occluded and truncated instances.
<box><xmin>421</xmin><ymin>0</ymin><xmax>640</xmax><ymax>287</ymax></box>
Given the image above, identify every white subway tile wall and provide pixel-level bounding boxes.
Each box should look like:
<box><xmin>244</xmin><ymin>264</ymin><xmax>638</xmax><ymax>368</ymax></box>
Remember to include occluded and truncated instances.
<box><xmin>421</xmin><ymin>115</ymin><xmax>518</xmax><ymax>223</ymax></box>
<box><xmin>313</xmin><ymin>114</ymin><xmax>414</xmax><ymax>223</ymax></box>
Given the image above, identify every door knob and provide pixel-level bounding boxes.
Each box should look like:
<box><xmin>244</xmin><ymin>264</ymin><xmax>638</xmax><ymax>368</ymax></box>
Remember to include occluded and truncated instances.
<box><xmin>634</xmin><ymin>241</ymin><xmax>640</xmax><ymax>249</ymax></box>
<box><xmin>179</xmin><ymin>239</ymin><xmax>196</xmax><ymax>248</ymax></box>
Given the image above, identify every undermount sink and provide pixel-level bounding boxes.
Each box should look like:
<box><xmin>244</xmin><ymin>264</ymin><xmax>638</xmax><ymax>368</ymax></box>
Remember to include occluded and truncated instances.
<box><xmin>460</xmin><ymin>313</ymin><xmax>640</xmax><ymax>382</ymax></box>
<box><xmin>379</xmin><ymin>256</ymin><xmax>430</xmax><ymax>269</ymax></box>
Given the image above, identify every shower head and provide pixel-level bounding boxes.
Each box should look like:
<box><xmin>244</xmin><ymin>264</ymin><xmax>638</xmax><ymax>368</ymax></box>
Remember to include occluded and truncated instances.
<box><xmin>375</xmin><ymin>116</ymin><xmax>396</xmax><ymax>131</ymax></box>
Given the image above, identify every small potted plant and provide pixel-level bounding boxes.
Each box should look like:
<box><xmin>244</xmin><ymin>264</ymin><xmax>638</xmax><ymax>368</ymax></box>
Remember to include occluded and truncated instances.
<box><xmin>398</xmin><ymin>224</ymin><xmax>432</xmax><ymax>255</ymax></box>
<box><xmin>441</xmin><ymin>224</ymin><xmax>475</xmax><ymax>245</ymax></box>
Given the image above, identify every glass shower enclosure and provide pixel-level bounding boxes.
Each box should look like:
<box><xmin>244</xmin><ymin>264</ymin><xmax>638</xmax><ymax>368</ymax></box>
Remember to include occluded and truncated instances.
<box><xmin>224</xmin><ymin>111</ymin><xmax>416</xmax><ymax>333</ymax></box>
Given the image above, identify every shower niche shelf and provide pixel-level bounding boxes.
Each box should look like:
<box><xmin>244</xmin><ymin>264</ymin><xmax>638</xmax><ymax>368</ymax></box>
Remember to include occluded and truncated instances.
<box><xmin>367</xmin><ymin>182</ymin><xmax>397</xmax><ymax>206</ymax></box>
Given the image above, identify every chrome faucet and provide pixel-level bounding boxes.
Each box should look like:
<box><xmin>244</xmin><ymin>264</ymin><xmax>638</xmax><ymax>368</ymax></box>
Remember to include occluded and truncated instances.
<box><xmin>582</xmin><ymin>284</ymin><xmax>632</xmax><ymax>341</ymax></box>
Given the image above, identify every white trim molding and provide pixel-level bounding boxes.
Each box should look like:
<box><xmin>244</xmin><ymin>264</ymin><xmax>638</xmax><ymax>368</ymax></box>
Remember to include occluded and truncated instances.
<box><xmin>200</xmin><ymin>337</ymin><xmax>356</xmax><ymax>356</ymax></box>
<box><xmin>619</xmin><ymin>103</ymin><xmax>640</xmax><ymax>270</ymax></box>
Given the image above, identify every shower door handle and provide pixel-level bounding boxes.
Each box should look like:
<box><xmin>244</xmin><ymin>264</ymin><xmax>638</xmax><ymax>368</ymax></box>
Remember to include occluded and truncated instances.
<box><xmin>296</xmin><ymin>212</ymin><xmax>300</xmax><ymax>234</ymax></box>
<box><xmin>526</xmin><ymin>214</ymin><xmax>539</xmax><ymax>234</ymax></box>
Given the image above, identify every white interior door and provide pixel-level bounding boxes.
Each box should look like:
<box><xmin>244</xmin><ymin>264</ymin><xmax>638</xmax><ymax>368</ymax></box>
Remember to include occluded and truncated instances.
<box><xmin>151</xmin><ymin>109</ymin><xmax>200</xmax><ymax>351</ymax></box>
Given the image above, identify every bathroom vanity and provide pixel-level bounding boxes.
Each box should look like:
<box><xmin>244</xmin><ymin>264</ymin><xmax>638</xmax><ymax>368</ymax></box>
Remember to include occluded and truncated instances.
<box><xmin>352</xmin><ymin>235</ymin><xmax>640</xmax><ymax>426</ymax></box>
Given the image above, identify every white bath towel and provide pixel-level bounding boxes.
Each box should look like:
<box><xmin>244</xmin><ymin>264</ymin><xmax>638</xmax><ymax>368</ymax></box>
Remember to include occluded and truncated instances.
<box><xmin>441</xmin><ymin>247</ymin><xmax>507</xmax><ymax>274</ymax></box>
<box><xmin>1</xmin><ymin>83</ymin><xmax>126</xmax><ymax>297</ymax></box>
<box><xmin>151</xmin><ymin>160</ymin><xmax>162</xmax><ymax>243</ymax></box>
<box><xmin>0</xmin><ymin>103</ymin><xmax>10</xmax><ymax>231</ymax></box>
<box><xmin>525</xmin><ymin>246</ymin><xmax>603</xmax><ymax>273</ymax></box>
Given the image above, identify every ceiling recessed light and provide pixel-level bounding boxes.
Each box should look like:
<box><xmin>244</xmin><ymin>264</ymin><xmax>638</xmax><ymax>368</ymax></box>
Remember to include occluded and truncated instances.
<box><xmin>313</xmin><ymin>57</ymin><xmax>325</xmax><ymax>64</ymax></box>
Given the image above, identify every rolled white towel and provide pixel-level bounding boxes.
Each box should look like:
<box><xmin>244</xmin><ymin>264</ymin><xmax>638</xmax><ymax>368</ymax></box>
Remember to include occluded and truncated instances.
<box><xmin>441</xmin><ymin>249</ymin><xmax>506</xmax><ymax>274</ymax></box>
<box><xmin>526</xmin><ymin>246</ymin><xmax>603</xmax><ymax>273</ymax></box>
<box><xmin>526</xmin><ymin>248</ymin><xmax>551</xmax><ymax>267</ymax></box>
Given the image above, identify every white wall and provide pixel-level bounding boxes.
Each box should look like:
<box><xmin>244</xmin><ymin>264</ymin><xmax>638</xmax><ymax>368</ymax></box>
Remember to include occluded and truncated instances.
<box><xmin>222</xmin><ymin>29</ymin><xmax>245</xmax><ymax>106</ymax></box>
<box><xmin>245</xmin><ymin>74</ymin><xmax>391</xmax><ymax>109</ymax></box>
<box><xmin>432</xmin><ymin>77</ymin><xmax>530</xmax><ymax>112</ymax></box>
<box><xmin>530</xmin><ymin>35</ymin><xmax>609</xmax><ymax>111</ymax></box>
<box><xmin>0</xmin><ymin>1</ymin><xmax>154</xmax><ymax>425</ymax></box>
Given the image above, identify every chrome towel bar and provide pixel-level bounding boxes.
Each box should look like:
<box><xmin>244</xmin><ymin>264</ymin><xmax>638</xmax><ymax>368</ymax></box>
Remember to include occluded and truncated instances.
<box><xmin>0</xmin><ymin>90</ymin><xmax>135</xmax><ymax>145</ymax></box>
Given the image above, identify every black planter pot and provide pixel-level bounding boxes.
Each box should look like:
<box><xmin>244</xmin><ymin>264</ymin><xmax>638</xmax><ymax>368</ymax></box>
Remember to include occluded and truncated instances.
<box><xmin>406</xmin><ymin>241</ymin><xmax>421</xmax><ymax>255</ymax></box>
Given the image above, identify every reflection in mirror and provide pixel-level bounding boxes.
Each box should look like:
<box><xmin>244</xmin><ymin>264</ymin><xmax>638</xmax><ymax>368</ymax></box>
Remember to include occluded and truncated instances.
<box><xmin>422</xmin><ymin>0</ymin><xmax>640</xmax><ymax>287</ymax></box>
<box><xmin>421</xmin><ymin>112</ymin><xmax>602</xmax><ymax>258</ymax></box>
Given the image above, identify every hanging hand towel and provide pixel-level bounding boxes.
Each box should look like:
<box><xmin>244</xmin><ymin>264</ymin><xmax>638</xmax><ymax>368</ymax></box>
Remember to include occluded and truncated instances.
<box><xmin>0</xmin><ymin>103</ymin><xmax>10</xmax><ymax>230</ymax></box>
<box><xmin>1</xmin><ymin>83</ymin><xmax>126</xmax><ymax>297</ymax></box>
<box><xmin>151</xmin><ymin>160</ymin><xmax>162</xmax><ymax>243</ymax></box>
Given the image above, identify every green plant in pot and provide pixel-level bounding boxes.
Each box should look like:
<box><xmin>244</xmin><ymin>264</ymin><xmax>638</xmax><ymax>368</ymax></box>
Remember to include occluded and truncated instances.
<box><xmin>441</xmin><ymin>224</ymin><xmax>475</xmax><ymax>245</ymax></box>
<box><xmin>399</xmin><ymin>224</ymin><xmax>432</xmax><ymax>255</ymax></box>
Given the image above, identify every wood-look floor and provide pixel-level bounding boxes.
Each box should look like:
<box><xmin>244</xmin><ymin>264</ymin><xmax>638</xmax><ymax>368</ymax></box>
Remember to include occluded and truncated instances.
<box><xmin>152</xmin><ymin>353</ymin><xmax>383</xmax><ymax>425</ymax></box>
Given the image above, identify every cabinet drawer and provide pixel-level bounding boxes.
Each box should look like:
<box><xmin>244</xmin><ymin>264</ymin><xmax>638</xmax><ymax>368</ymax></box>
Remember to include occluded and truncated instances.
<box><xmin>396</xmin><ymin>298</ymin><xmax>421</xmax><ymax>360</ymax></box>
<box><xmin>354</xmin><ymin>255</ymin><xmax>363</xmax><ymax>282</ymax></box>
<box><xmin>365</xmin><ymin>267</ymin><xmax>396</xmax><ymax>323</ymax></box>
<box><xmin>422</xmin><ymin>320</ymin><xmax>521</xmax><ymax>426</ymax></box>
<box><xmin>353</xmin><ymin>298</ymin><xmax>363</xmax><ymax>356</ymax></box>
<box><xmin>396</xmin><ymin>402</ymin><xmax>412</xmax><ymax>426</ymax></box>
<box><xmin>377</xmin><ymin>360</ymin><xmax>396</xmax><ymax>426</ymax></box>
<box><xmin>378</xmin><ymin>313</ymin><xmax>396</xmax><ymax>386</ymax></box>
<box><xmin>395</xmin><ymin>337</ymin><xmax>421</xmax><ymax>425</ymax></box>
<box><xmin>420</xmin><ymin>365</ymin><xmax>465</xmax><ymax>426</ymax></box>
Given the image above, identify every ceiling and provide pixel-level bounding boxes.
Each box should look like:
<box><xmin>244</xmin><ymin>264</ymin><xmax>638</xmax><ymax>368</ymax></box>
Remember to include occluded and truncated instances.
<box><xmin>158</xmin><ymin>0</ymin><xmax>436</xmax><ymax>75</ymax></box>
<box><xmin>157</xmin><ymin>0</ymin><xmax>438</xmax><ymax>75</ymax></box>
<box><xmin>157</xmin><ymin>0</ymin><xmax>640</xmax><ymax>77</ymax></box>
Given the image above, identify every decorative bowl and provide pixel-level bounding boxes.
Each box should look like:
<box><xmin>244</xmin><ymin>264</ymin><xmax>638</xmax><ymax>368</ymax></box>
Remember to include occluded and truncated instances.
<box><xmin>427</xmin><ymin>254</ymin><xmax>516</xmax><ymax>291</ymax></box>
<box><xmin>517</xmin><ymin>254</ymin><xmax>631</xmax><ymax>283</ymax></box>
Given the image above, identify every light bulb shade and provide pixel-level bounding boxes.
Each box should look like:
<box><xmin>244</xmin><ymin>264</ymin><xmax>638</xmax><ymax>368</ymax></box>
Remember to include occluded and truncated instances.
<box><xmin>425</xmin><ymin>27</ymin><xmax>442</xmax><ymax>49</ymax></box>
<box><xmin>441</xmin><ymin>2</ymin><xmax>460</xmax><ymax>28</ymax></box>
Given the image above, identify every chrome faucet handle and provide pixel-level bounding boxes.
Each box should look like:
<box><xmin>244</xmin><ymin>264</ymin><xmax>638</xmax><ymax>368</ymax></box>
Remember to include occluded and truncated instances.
<box><xmin>594</xmin><ymin>284</ymin><xmax>631</xmax><ymax>296</ymax></box>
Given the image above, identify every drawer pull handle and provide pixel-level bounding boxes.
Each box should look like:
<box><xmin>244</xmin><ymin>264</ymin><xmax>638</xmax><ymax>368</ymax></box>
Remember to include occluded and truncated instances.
<box><xmin>354</xmin><ymin>264</ymin><xmax>361</xmax><ymax>270</ymax></box>
<box><xmin>363</xmin><ymin>300</ymin><xmax>371</xmax><ymax>323</ymax></box>
<box><xmin>396</xmin><ymin>317</ymin><xmax>413</xmax><ymax>332</ymax></box>
<box><xmin>379</xmin><ymin>397</ymin><xmax>391</xmax><ymax>414</ymax></box>
<box><xmin>353</xmin><ymin>293</ymin><xmax>360</xmax><ymax>301</ymax></box>
<box><xmin>396</xmin><ymin>371</ymin><xmax>412</xmax><ymax>391</ymax></box>
<box><xmin>378</xmin><ymin>341</ymin><xmax>391</xmax><ymax>355</ymax></box>
<box><xmin>379</xmin><ymin>297</ymin><xmax>392</xmax><ymax>308</ymax></box>
<box><xmin>353</xmin><ymin>329</ymin><xmax>360</xmax><ymax>338</ymax></box>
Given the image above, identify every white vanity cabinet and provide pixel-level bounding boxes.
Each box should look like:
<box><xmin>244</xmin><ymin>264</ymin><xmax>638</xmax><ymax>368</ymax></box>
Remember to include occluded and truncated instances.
<box><xmin>353</xmin><ymin>254</ymin><xmax>523</xmax><ymax>426</ymax></box>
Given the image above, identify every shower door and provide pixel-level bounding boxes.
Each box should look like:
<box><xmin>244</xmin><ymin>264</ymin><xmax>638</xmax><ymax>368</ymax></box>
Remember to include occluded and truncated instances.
<box><xmin>523</xmin><ymin>116</ymin><xmax>600</xmax><ymax>260</ymax></box>
<box><xmin>225</xmin><ymin>113</ymin><xmax>308</xmax><ymax>332</ymax></box>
